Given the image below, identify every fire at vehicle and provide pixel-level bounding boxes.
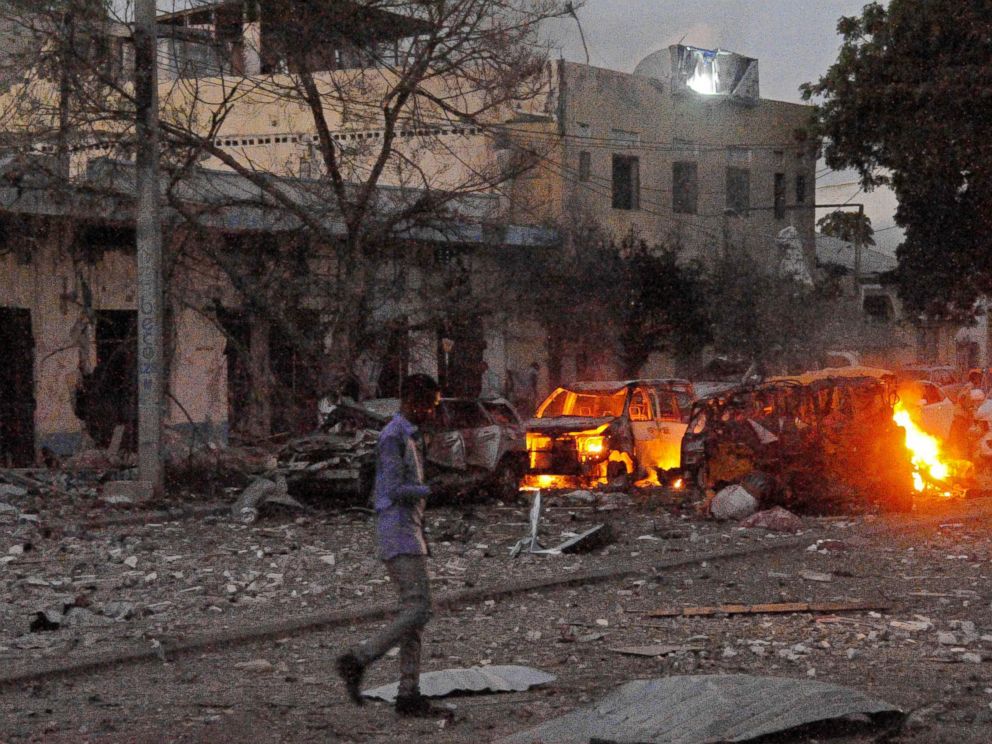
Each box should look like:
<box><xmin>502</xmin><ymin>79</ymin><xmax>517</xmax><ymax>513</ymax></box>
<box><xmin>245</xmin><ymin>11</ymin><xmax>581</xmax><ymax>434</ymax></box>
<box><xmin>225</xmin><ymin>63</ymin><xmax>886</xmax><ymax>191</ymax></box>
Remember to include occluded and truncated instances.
<box><xmin>681</xmin><ymin>367</ymin><xmax>976</xmax><ymax>514</ymax></box>
<box><xmin>521</xmin><ymin>380</ymin><xmax>692</xmax><ymax>491</ymax></box>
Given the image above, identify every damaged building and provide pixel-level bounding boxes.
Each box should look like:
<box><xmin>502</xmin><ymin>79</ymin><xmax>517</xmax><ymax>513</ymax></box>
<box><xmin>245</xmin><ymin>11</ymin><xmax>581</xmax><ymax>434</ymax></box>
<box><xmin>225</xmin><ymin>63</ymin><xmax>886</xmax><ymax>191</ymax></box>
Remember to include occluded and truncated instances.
<box><xmin>0</xmin><ymin>1</ymin><xmax>829</xmax><ymax>464</ymax></box>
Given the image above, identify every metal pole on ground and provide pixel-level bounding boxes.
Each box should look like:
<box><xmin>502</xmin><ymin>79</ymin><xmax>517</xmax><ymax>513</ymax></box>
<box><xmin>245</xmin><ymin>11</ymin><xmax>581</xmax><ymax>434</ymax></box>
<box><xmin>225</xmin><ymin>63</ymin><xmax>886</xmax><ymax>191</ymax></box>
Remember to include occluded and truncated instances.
<box><xmin>134</xmin><ymin>0</ymin><xmax>164</xmax><ymax>495</ymax></box>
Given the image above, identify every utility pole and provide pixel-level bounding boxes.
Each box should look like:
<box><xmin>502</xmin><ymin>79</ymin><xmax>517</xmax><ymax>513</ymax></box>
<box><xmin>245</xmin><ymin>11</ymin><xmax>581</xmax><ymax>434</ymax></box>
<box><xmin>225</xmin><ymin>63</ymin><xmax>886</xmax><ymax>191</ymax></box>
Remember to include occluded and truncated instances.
<box><xmin>134</xmin><ymin>0</ymin><xmax>164</xmax><ymax>494</ymax></box>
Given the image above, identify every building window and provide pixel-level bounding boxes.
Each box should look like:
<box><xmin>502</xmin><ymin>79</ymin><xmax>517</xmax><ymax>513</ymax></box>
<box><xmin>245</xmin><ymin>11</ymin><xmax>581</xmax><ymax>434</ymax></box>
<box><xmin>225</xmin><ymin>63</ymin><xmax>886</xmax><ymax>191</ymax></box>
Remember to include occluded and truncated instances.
<box><xmin>612</xmin><ymin>155</ymin><xmax>640</xmax><ymax>210</ymax></box>
<box><xmin>578</xmin><ymin>150</ymin><xmax>591</xmax><ymax>182</ymax></box>
<box><xmin>726</xmin><ymin>167</ymin><xmax>750</xmax><ymax>216</ymax></box>
<box><xmin>795</xmin><ymin>174</ymin><xmax>808</xmax><ymax>204</ymax></box>
<box><xmin>672</xmin><ymin>161</ymin><xmax>698</xmax><ymax>214</ymax></box>
<box><xmin>774</xmin><ymin>172</ymin><xmax>786</xmax><ymax>220</ymax></box>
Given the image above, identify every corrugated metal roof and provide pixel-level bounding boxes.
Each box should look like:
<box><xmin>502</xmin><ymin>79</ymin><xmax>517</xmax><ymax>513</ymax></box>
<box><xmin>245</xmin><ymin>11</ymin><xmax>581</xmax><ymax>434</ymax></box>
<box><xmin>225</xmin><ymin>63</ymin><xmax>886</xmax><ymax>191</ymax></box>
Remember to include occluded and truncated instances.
<box><xmin>500</xmin><ymin>674</ymin><xmax>902</xmax><ymax>744</ymax></box>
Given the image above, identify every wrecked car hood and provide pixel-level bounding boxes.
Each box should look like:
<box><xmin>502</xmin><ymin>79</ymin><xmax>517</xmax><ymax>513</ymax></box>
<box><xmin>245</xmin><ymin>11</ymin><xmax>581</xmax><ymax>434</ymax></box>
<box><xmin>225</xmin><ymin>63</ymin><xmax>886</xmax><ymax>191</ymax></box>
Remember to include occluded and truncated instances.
<box><xmin>526</xmin><ymin>416</ymin><xmax>615</xmax><ymax>435</ymax></box>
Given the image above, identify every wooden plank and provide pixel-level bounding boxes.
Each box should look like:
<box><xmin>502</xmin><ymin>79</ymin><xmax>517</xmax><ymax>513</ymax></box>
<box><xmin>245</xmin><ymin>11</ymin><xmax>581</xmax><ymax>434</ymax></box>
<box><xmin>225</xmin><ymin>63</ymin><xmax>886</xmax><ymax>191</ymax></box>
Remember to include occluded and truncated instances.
<box><xmin>645</xmin><ymin>601</ymin><xmax>886</xmax><ymax>619</ymax></box>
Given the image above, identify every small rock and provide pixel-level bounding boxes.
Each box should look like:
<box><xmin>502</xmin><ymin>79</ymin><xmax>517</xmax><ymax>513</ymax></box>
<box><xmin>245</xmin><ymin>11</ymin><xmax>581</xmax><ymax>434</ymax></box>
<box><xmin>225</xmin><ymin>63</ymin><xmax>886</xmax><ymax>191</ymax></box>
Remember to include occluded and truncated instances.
<box><xmin>710</xmin><ymin>485</ymin><xmax>758</xmax><ymax>521</ymax></box>
<box><xmin>740</xmin><ymin>506</ymin><xmax>803</xmax><ymax>533</ymax></box>
<box><xmin>319</xmin><ymin>554</ymin><xmax>336</xmax><ymax>566</ymax></box>
<box><xmin>525</xmin><ymin>630</ymin><xmax>542</xmax><ymax>642</ymax></box>
<box><xmin>891</xmin><ymin>619</ymin><xmax>932</xmax><ymax>632</ymax></box>
<box><xmin>962</xmin><ymin>652</ymin><xmax>983</xmax><ymax>664</ymax></box>
<box><xmin>0</xmin><ymin>485</ymin><xmax>28</xmax><ymax>498</ymax></box>
<box><xmin>101</xmin><ymin>601</ymin><xmax>136</xmax><ymax>621</ymax></box>
<box><xmin>102</xmin><ymin>495</ymin><xmax>134</xmax><ymax>506</ymax></box>
<box><xmin>595</xmin><ymin>619</ymin><xmax>609</xmax><ymax>627</ymax></box>
<box><xmin>937</xmin><ymin>631</ymin><xmax>958</xmax><ymax>646</ymax></box>
<box><xmin>123</xmin><ymin>556</ymin><xmax>139</xmax><ymax>569</ymax></box>
<box><xmin>799</xmin><ymin>570</ymin><xmax>833</xmax><ymax>583</ymax></box>
<box><xmin>234</xmin><ymin>659</ymin><xmax>273</xmax><ymax>673</ymax></box>
<box><xmin>7</xmin><ymin>545</ymin><xmax>24</xmax><ymax>556</ymax></box>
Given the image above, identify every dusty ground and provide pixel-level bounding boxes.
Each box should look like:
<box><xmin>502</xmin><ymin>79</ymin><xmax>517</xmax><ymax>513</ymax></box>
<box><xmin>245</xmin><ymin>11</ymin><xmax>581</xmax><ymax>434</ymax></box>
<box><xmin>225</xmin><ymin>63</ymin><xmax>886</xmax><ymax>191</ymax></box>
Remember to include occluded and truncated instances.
<box><xmin>1</xmin><ymin>488</ymin><xmax>991</xmax><ymax>743</ymax></box>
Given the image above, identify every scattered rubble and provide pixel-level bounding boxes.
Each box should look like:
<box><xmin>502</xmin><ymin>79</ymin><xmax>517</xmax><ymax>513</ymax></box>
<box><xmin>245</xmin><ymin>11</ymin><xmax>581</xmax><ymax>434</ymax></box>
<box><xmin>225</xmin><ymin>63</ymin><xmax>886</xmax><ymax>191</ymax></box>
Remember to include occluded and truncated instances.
<box><xmin>645</xmin><ymin>601</ymin><xmax>886</xmax><ymax>619</ymax></box>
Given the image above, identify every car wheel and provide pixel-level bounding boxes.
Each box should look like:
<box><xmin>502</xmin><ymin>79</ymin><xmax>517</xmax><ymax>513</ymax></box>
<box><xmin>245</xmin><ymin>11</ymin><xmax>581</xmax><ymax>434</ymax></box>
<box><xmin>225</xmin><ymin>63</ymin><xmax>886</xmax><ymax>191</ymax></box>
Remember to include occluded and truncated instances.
<box><xmin>606</xmin><ymin>461</ymin><xmax>631</xmax><ymax>491</ymax></box>
<box><xmin>694</xmin><ymin>464</ymin><xmax>710</xmax><ymax>495</ymax></box>
<box><xmin>491</xmin><ymin>456</ymin><xmax>524</xmax><ymax>501</ymax></box>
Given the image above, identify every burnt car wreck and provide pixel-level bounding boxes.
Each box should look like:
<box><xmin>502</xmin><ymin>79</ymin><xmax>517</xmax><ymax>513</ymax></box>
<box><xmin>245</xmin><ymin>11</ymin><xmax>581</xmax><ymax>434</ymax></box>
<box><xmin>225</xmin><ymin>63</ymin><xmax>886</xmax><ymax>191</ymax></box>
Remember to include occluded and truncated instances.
<box><xmin>522</xmin><ymin>380</ymin><xmax>693</xmax><ymax>491</ymax></box>
<box><xmin>277</xmin><ymin>397</ymin><xmax>527</xmax><ymax>501</ymax></box>
<box><xmin>681</xmin><ymin>374</ymin><xmax>918</xmax><ymax>513</ymax></box>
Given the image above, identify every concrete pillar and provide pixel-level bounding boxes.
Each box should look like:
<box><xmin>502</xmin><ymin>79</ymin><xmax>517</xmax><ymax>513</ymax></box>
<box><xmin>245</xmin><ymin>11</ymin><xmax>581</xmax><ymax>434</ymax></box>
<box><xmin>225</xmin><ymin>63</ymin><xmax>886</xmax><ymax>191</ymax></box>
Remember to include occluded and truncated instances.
<box><xmin>243</xmin><ymin>22</ymin><xmax>261</xmax><ymax>76</ymax></box>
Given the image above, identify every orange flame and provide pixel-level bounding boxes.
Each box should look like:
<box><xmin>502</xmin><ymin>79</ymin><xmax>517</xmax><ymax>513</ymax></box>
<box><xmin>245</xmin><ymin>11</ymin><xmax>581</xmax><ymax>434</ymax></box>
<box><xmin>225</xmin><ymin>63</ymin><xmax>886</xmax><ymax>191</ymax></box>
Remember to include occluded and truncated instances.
<box><xmin>892</xmin><ymin>401</ymin><xmax>950</xmax><ymax>492</ymax></box>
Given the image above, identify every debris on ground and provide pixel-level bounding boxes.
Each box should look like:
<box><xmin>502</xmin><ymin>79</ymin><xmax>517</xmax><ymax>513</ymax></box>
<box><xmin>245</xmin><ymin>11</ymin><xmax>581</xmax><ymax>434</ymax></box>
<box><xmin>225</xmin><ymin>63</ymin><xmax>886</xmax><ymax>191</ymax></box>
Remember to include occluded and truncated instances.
<box><xmin>645</xmin><ymin>601</ymin><xmax>887</xmax><ymax>619</ymax></box>
<box><xmin>500</xmin><ymin>675</ymin><xmax>903</xmax><ymax>744</ymax></box>
<box><xmin>740</xmin><ymin>506</ymin><xmax>804</xmax><ymax>532</ymax></box>
<box><xmin>276</xmin><ymin>430</ymin><xmax>378</xmax><ymax>494</ymax></box>
<box><xmin>557</xmin><ymin>524</ymin><xmax>614</xmax><ymax>554</ymax></box>
<box><xmin>230</xmin><ymin>475</ymin><xmax>304</xmax><ymax>524</ymax></box>
<box><xmin>362</xmin><ymin>665</ymin><xmax>556</xmax><ymax>703</ymax></box>
<box><xmin>710</xmin><ymin>485</ymin><xmax>759</xmax><ymax>521</ymax></box>
<box><xmin>610</xmin><ymin>644</ymin><xmax>705</xmax><ymax>657</ymax></box>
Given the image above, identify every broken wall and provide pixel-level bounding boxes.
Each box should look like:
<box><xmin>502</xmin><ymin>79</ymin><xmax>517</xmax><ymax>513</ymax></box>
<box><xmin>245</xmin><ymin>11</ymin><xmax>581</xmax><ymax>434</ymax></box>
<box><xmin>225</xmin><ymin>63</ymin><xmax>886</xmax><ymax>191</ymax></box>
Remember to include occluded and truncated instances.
<box><xmin>0</xmin><ymin>218</ymin><xmax>235</xmax><ymax>458</ymax></box>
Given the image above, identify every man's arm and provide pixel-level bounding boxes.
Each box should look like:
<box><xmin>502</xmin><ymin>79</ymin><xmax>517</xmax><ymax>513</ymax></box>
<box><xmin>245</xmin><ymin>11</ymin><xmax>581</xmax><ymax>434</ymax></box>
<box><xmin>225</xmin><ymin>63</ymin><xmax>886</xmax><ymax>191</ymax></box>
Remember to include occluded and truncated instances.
<box><xmin>378</xmin><ymin>434</ymin><xmax>430</xmax><ymax>506</ymax></box>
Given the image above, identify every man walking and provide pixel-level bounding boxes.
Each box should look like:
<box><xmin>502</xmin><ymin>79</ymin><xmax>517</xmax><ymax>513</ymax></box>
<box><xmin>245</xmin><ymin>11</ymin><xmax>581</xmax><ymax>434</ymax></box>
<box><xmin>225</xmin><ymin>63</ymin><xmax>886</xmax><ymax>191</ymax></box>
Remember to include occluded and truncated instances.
<box><xmin>336</xmin><ymin>374</ymin><xmax>444</xmax><ymax>717</ymax></box>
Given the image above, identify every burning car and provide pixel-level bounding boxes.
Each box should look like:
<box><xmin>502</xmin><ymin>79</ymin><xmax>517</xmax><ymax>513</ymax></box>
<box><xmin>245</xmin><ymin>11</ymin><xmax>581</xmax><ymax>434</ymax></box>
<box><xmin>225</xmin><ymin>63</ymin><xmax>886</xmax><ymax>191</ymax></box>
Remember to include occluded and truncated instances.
<box><xmin>682</xmin><ymin>373</ymin><xmax>919</xmax><ymax>512</ymax></box>
<box><xmin>521</xmin><ymin>379</ymin><xmax>693</xmax><ymax>490</ymax></box>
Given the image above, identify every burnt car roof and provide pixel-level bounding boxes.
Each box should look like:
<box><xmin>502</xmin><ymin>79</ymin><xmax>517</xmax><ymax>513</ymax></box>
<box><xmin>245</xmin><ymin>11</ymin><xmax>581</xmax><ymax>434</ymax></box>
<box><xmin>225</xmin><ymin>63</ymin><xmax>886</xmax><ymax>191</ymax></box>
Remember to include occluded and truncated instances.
<box><xmin>566</xmin><ymin>379</ymin><xmax>693</xmax><ymax>393</ymax></box>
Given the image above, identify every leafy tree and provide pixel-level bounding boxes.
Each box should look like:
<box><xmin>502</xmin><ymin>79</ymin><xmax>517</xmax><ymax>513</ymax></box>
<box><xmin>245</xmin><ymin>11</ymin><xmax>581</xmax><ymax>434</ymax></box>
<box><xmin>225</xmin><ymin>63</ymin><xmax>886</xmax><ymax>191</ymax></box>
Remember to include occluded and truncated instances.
<box><xmin>705</xmin><ymin>246</ymin><xmax>826</xmax><ymax>373</ymax></box>
<box><xmin>802</xmin><ymin>0</ymin><xmax>992</xmax><ymax>319</ymax></box>
<box><xmin>816</xmin><ymin>209</ymin><xmax>875</xmax><ymax>247</ymax></box>
<box><xmin>513</xmin><ymin>218</ymin><xmax>711</xmax><ymax>383</ymax></box>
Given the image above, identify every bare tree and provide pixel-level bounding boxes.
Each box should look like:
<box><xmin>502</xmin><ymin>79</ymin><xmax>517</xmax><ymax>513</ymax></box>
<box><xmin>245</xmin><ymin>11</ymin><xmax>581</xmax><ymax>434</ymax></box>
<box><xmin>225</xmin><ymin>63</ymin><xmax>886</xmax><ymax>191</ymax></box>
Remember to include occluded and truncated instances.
<box><xmin>0</xmin><ymin>0</ymin><xmax>577</xmax><ymax>429</ymax></box>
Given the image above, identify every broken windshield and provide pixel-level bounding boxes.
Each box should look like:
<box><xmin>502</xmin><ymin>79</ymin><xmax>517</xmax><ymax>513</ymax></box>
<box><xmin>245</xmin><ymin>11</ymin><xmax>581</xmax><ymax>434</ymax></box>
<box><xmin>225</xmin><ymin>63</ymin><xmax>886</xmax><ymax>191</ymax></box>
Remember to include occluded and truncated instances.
<box><xmin>536</xmin><ymin>387</ymin><xmax>628</xmax><ymax>419</ymax></box>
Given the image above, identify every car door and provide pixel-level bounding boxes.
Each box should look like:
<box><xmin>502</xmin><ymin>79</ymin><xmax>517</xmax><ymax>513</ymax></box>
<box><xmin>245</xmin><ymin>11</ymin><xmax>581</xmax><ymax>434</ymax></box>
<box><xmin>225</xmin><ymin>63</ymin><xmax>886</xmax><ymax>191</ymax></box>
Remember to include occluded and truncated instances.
<box><xmin>481</xmin><ymin>399</ymin><xmax>526</xmax><ymax>461</ymax></box>
<box><xmin>426</xmin><ymin>402</ymin><xmax>467</xmax><ymax>471</ymax></box>
<box><xmin>446</xmin><ymin>400</ymin><xmax>502</xmax><ymax>470</ymax></box>
<box><xmin>652</xmin><ymin>389</ymin><xmax>689</xmax><ymax>471</ymax></box>
<box><xmin>627</xmin><ymin>387</ymin><xmax>653</xmax><ymax>468</ymax></box>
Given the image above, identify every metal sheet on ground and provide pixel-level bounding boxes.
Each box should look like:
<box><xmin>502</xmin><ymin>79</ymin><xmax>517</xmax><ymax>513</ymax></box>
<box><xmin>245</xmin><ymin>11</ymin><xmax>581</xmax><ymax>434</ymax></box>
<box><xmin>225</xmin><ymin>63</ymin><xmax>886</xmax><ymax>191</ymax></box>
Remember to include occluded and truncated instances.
<box><xmin>362</xmin><ymin>665</ymin><xmax>556</xmax><ymax>703</ymax></box>
<box><xmin>499</xmin><ymin>674</ymin><xmax>902</xmax><ymax>743</ymax></box>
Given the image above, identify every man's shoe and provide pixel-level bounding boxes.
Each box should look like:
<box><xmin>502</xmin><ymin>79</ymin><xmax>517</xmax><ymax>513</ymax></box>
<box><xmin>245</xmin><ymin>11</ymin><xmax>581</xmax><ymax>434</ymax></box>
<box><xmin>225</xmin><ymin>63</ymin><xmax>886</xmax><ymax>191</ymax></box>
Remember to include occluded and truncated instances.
<box><xmin>335</xmin><ymin>653</ymin><xmax>365</xmax><ymax>706</ymax></box>
<box><xmin>395</xmin><ymin>692</ymin><xmax>453</xmax><ymax>719</ymax></box>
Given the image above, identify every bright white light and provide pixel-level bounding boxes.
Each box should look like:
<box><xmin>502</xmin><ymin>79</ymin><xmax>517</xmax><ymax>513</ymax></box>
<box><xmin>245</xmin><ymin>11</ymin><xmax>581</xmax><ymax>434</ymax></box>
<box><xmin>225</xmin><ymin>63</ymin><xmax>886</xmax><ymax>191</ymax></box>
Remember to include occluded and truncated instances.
<box><xmin>686</xmin><ymin>53</ymin><xmax>719</xmax><ymax>95</ymax></box>
<box><xmin>688</xmin><ymin>71</ymin><xmax>716</xmax><ymax>94</ymax></box>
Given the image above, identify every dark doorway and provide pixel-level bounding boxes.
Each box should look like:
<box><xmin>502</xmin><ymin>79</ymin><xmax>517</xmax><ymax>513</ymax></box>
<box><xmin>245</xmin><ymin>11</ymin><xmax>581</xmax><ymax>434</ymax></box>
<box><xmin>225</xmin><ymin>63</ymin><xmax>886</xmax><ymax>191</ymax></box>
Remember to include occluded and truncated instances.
<box><xmin>218</xmin><ymin>308</ymin><xmax>322</xmax><ymax>440</ymax></box>
<box><xmin>217</xmin><ymin>309</ymin><xmax>252</xmax><ymax>441</ymax></box>
<box><xmin>439</xmin><ymin>316</ymin><xmax>485</xmax><ymax>398</ymax></box>
<box><xmin>0</xmin><ymin>308</ymin><xmax>36</xmax><ymax>466</ymax></box>
<box><xmin>76</xmin><ymin>310</ymin><xmax>138</xmax><ymax>450</ymax></box>
<box><xmin>269</xmin><ymin>310</ymin><xmax>321</xmax><ymax>437</ymax></box>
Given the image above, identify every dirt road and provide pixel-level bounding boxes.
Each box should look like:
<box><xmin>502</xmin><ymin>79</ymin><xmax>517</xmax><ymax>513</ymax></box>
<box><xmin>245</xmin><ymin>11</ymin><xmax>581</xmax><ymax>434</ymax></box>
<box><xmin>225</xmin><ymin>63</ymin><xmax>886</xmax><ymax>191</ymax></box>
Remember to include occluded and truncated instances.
<box><xmin>1</xmin><ymin>492</ymin><xmax>990</xmax><ymax>742</ymax></box>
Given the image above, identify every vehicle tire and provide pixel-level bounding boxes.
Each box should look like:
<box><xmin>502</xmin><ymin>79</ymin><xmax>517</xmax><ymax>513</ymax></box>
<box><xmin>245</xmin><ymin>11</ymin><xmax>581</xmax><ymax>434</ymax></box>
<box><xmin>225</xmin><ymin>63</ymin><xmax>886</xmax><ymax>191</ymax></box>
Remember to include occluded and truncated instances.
<box><xmin>693</xmin><ymin>463</ymin><xmax>710</xmax><ymax>495</ymax></box>
<box><xmin>606</xmin><ymin>461</ymin><xmax>631</xmax><ymax>491</ymax></box>
<box><xmin>491</xmin><ymin>456</ymin><xmax>525</xmax><ymax>501</ymax></box>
